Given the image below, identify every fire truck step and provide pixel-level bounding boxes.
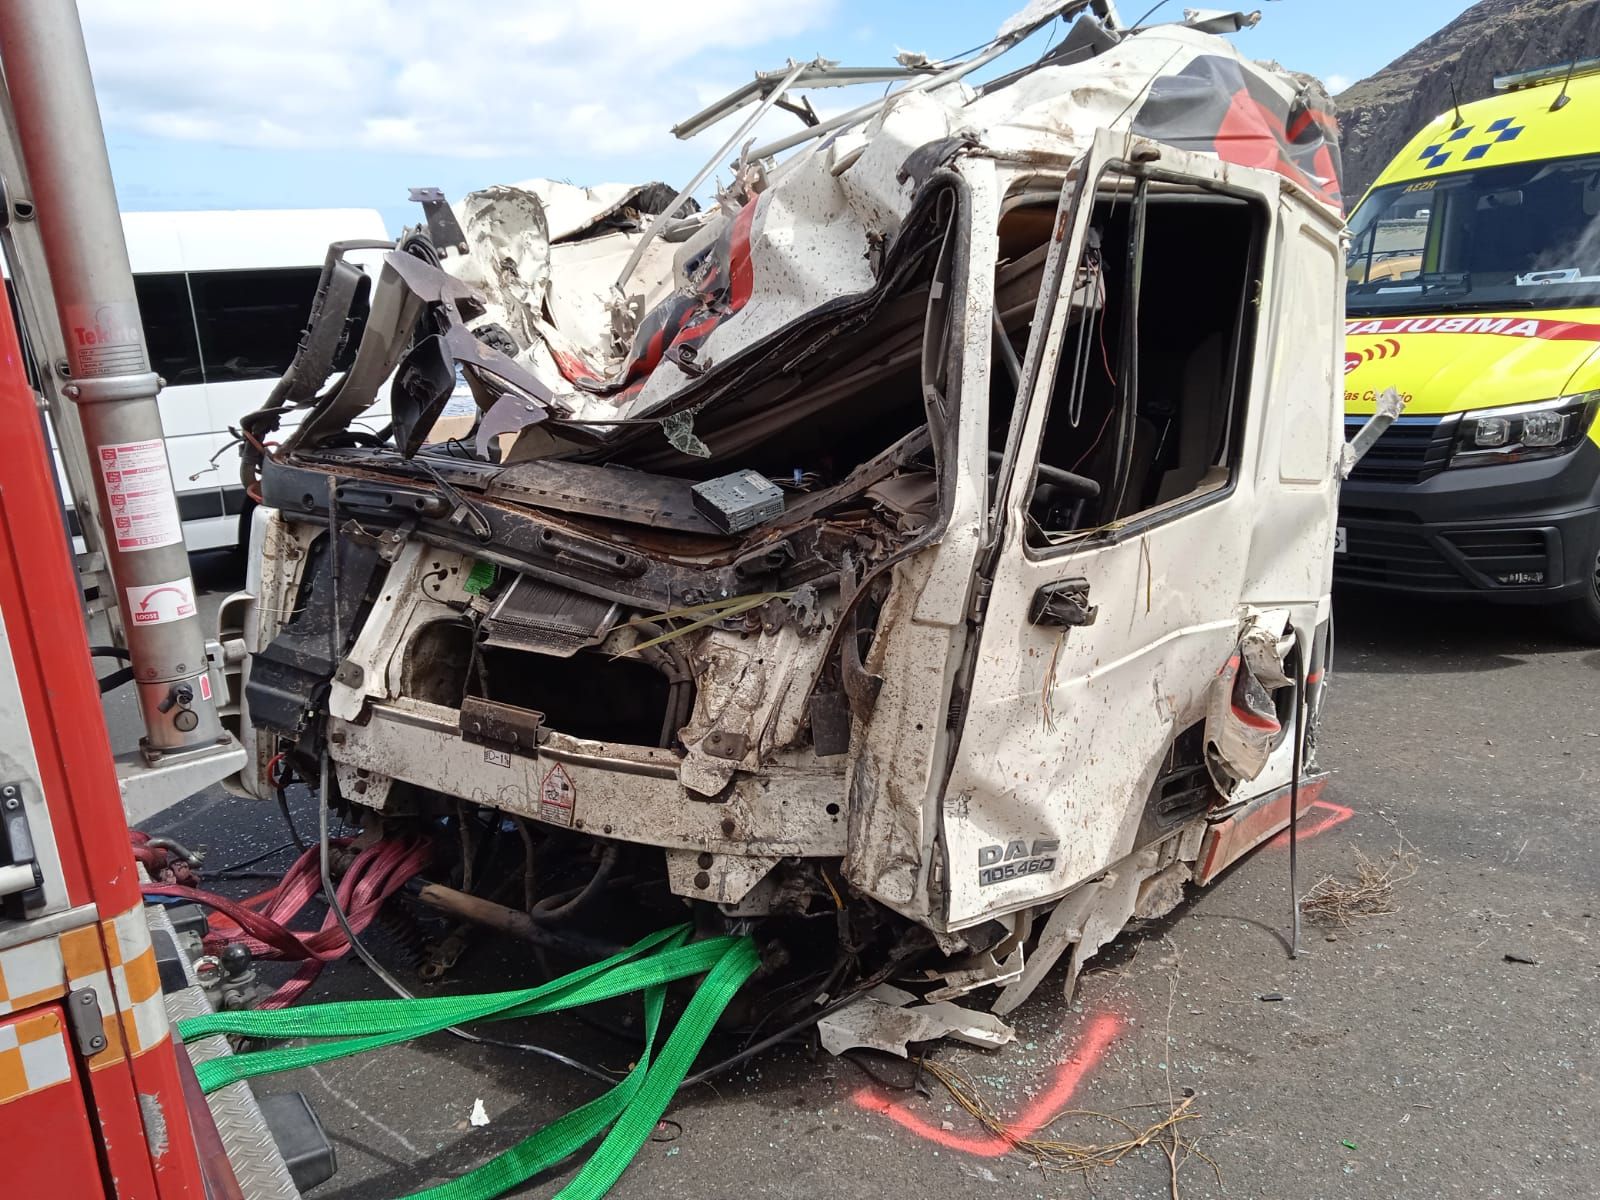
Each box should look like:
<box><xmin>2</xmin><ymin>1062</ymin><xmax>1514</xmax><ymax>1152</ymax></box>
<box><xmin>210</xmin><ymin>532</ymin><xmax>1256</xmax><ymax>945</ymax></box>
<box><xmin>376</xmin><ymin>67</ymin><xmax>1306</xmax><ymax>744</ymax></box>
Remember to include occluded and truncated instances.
<box><xmin>145</xmin><ymin>900</ymin><xmax>308</xmax><ymax>1199</ymax></box>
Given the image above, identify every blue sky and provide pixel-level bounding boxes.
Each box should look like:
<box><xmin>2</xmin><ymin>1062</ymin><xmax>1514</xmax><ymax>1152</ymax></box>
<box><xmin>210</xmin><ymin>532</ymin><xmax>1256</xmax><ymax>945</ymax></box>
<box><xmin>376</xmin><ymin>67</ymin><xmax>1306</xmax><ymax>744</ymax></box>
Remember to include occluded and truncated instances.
<box><xmin>82</xmin><ymin>0</ymin><xmax>1477</xmax><ymax>233</ymax></box>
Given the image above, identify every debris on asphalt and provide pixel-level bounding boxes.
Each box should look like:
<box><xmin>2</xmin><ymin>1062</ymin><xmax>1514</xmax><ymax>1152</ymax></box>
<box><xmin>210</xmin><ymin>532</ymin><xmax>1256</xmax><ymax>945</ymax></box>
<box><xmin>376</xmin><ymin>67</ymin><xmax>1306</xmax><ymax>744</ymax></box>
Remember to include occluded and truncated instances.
<box><xmin>817</xmin><ymin>984</ymin><xmax>1015</xmax><ymax>1057</ymax></box>
<box><xmin>1342</xmin><ymin>1139</ymin><xmax>1359</xmax><ymax>1150</ymax></box>
<box><xmin>1300</xmin><ymin>839</ymin><xmax>1419</xmax><ymax>927</ymax></box>
<box><xmin>1257</xmin><ymin>993</ymin><xmax>1287</xmax><ymax>1002</ymax></box>
<box><xmin>1502</xmin><ymin>952</ymin><xmax>1538</xmax><ymax>965</ymax></box>
<box><xmin>468</xmin><ymin>1098</ymin><xmax>490</xmax><ymax>1128</ymax></box>
<box><xmin>922</xmin><ymin>1062</ymin><xmax>1221</xmax><ymax>1189</ymax></box>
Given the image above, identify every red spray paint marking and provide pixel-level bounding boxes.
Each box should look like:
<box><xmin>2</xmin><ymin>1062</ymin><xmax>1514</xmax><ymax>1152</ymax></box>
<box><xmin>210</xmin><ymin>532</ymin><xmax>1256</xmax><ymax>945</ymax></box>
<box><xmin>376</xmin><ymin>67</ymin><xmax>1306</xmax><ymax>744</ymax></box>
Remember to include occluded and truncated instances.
<box><xmin>852</xmin><ymin>802</ymin><xmax>1349</xmax><ymax>1154</ymax></box>
<box><xmin>1267</xmin><ymin>798</ymin><xmax>1353</xmax><ymax>848</ymax></box>
<box><xmin>851</xmin><ymin>1012</ymin><xmax>1122</xmax><ymax>1156</ymax></box>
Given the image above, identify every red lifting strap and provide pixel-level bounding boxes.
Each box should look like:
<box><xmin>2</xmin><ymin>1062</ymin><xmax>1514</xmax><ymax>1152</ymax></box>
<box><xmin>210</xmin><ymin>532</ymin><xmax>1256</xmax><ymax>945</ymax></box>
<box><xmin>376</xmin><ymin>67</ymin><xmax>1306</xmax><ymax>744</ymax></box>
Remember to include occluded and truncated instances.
<box><xmin>142</xmin><ymin>837</ymin><xmax>432</xmax><ymax>1007</ymax></box>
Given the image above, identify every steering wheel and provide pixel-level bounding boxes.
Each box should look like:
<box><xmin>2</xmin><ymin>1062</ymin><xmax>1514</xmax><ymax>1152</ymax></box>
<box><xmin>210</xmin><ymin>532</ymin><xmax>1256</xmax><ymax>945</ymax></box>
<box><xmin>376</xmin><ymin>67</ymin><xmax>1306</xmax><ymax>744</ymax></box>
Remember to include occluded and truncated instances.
<box><xmin>987</xmin><ymin>452</ymin><xmax>1101</xmax><ymax>532</ymax></box>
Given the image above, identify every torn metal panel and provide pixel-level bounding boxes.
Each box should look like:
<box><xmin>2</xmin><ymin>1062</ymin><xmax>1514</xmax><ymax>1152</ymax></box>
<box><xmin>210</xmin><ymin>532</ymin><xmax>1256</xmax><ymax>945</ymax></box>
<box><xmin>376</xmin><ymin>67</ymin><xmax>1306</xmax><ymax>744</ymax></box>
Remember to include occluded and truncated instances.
<box><xmin>663</xmin><ymin>849</ymin><xmax>781</xmax><ymax>905</ymax></box>
<box><xmin>480</xmin><ymin>576</ymin><xmax>619</xmax><ymax>657</ymax></box>
<box><xmin>865</xmin><ymin>473</ymin><xmax>938</xmax><ymax>533</ymax></box>
<box><xmin>270</xmin><ymin>17</ymin><xmax>1336</xmax><ymax>457</ymax></box>
<box><xmin>1127</xmin><ymin>48</ymin><xmax>1341</xmax><ymax>207</ymax></box>
<box><xmin>1203</xmin><ymin>609</ymin><xmax>1294</xmax><ymax>794</ymax></box>
<box><xmin>326</xmin><ymin>540</ymin><xmax>465</xmax><ymax>721</ymax></box>
<box><xmin>991</xmin><ymin>845</ymin><xmax>1169</xmax><ymax>1014</ymax></box>
<box><xmin>818</xmin><ymin>984</ymin><xmax>1016</xmax><ymax>1057</ymax></box>
<box><xmin>921</xmin><ymin>945</ymin><xmax>1026</xmax><ymax>1003</ymax></box>
<box><xmin>1343</xmin><ymin>385</ymin><xmax>1409</xmax><ymax>476</ymax></box>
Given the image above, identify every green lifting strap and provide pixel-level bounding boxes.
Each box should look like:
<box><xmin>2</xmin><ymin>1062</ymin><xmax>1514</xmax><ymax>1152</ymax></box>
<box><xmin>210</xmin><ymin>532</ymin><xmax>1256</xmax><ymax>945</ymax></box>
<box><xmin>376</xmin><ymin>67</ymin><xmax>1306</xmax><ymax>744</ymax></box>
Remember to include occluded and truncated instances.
<box><xmin>174</xmin><ymin>925</ymin><xmax>762</xmax><ymax>1200</ymax></box>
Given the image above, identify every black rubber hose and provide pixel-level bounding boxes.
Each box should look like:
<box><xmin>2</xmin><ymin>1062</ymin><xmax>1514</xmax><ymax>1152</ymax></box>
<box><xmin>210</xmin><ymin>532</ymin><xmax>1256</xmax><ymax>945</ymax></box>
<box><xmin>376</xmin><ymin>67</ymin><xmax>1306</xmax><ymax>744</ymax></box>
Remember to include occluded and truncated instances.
<box><xmin>528</xmin><ymin>845</ymin><xmax>620</xmax><ymax>923</ymax></box>
<box><xmin>276</xmin><ymin>787</ymin><xmax>310</xmax><ymax>852</ymax></box>
<box><xmin>98</xmin><ymin>666</ymin><xmax>135</xmax><ymax>694</ymax></box>
<box><xmin>202</xmin><ymin>841</ymin><xmax>299</xmax><ymax>877</ymax></box>
<box><xmin>682</xmin><ymin>940</ymin><xmax>931</xmax><ymax>1089</ymax></box>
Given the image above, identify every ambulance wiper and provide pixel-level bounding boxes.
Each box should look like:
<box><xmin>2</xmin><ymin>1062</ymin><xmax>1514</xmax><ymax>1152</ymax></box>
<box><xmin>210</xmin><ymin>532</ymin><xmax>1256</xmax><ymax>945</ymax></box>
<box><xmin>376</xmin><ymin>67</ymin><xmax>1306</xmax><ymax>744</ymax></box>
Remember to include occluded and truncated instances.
<box><xmin>1417</xmin><ymin>271</ymin><xmax>1470</xmax><ymax>298</ymax></box>
<box><xmin>1346</xmin><ymin>270</ymin><xmax>1471</xmax><ymax>300</ymax></box>
<box><xmin>1424</xmin><ymin>296</ymin><xmax>1545</xmax><ymax>313</ymax></box>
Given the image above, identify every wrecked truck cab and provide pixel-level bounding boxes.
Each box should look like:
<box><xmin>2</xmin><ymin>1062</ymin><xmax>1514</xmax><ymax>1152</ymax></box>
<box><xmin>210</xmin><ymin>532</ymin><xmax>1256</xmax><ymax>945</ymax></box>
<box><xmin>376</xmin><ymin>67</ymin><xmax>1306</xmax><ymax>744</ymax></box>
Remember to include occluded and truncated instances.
<box><xmin>223</xmin><ymin>17</ymin><xmax>1346</xmax><ymax>1019</ymax></box>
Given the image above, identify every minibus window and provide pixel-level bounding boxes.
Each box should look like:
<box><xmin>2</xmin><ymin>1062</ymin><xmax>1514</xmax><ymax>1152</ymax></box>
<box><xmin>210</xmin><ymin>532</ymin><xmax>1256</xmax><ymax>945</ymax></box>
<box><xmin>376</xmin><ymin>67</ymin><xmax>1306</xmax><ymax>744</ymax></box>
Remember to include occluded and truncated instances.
<box><xmin>1348</xmin><ymin>153</ymin><xmax>1600</xmax><ymax>315</ymax></box>
<box><xmin>190</xmin><ymin>267</ymin><xmax>321</xmax><ymax>384</ymax></box>
<box><xmin>132</xmin><ymin>273</ymin><xmax>202</xmax><ymax>385</ymax></box>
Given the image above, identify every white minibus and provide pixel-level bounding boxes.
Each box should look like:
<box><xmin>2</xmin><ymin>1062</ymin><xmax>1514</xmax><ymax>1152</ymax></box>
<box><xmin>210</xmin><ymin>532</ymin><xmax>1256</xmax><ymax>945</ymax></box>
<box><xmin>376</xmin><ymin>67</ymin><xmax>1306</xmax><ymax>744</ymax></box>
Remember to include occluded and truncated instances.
<box><xmin>9</xmin><ymin>208</ymin><xmax>391</xmax><ymax>552</ymax></box>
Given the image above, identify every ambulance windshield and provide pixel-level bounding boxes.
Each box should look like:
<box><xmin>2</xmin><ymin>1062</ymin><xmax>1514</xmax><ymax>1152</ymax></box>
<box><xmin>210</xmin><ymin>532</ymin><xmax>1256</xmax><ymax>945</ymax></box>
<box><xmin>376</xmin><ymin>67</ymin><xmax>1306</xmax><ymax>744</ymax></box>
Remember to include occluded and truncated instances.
<box><xmin>1346</xmin><ymin>153</ymin><xmax>1600</xmax><ymax>316</ymax></box>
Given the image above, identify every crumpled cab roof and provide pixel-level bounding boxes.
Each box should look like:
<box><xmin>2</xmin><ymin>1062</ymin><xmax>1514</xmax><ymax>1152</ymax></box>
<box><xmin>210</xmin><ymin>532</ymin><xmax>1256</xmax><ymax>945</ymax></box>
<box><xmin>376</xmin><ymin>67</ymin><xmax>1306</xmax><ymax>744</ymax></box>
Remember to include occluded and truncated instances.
<box><xmin>439</xmin><ymin>18</ymin><xmax>1340</xmax><ymax>446</ymax></box>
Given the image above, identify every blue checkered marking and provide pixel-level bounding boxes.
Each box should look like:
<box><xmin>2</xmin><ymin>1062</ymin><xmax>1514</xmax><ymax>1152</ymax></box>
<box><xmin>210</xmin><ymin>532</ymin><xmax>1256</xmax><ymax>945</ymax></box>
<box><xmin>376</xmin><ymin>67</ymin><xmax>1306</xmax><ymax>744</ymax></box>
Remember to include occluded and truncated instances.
<box><xmin>1419</xmin><ymin>118</ymin><xmax>1525</xmax><ymax>169</ymax></box>
<box><xmin>1419</xmin><ymin>125</ymin><xmax>1471</xmax><ymax>169</ymax></box>
<box><xmin>1464</xmin><ymin>116</ymin><xmax>1524</xmax><ymax>161</ymax></box>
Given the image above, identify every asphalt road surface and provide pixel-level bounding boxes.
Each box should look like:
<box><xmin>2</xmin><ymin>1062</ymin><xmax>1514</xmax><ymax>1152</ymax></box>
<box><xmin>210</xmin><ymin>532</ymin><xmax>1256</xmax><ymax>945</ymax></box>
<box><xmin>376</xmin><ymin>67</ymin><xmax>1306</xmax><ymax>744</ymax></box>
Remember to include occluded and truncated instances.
<box><xmin>133</xmin><ymin>567</ymin><xmax>1597</xmax><ymax>1200</ymax></box>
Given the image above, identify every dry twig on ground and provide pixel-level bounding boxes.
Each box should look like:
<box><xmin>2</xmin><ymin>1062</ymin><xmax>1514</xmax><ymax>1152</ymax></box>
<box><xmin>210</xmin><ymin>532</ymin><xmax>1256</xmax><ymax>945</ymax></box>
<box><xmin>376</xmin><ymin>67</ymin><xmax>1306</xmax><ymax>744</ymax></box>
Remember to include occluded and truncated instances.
<box><xmin>922</xmin><ymin>1060</ymin><xmax>1221</xmax><ymax>1194</ymax></box>
<box><xmin>1300</xmin><ymin>838</ymin><xmax>1418</xmax><ymax>927</ymax></box>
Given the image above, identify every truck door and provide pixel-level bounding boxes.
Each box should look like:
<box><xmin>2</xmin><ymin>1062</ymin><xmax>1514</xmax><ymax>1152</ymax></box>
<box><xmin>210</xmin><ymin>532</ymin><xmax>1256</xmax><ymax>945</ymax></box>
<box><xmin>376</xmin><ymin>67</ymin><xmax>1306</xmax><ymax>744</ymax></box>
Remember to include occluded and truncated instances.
<box><xmin>941</xmin><ymin>133</ymin><xmax>1282</xmax><ymax>928</ymax></box>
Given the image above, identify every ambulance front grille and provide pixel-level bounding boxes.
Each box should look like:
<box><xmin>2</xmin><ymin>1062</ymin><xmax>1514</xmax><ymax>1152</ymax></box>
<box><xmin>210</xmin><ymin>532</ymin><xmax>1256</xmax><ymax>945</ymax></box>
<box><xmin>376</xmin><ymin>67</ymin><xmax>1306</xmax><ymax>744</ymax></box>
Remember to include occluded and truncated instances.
<box><xmin>1344</xmin><ymin>416</ymin><xmax>1455</xmax><ymax>483</ymax></box>
<box><xmin>1335</xmin><ymin>524</ymin><xmax>1554</xmax><ymax>589</ymax></box>
<box><xmin>1334</xmin><ymin>525</ymin><xmax>1461</xmax><ymax>586</ymax></box>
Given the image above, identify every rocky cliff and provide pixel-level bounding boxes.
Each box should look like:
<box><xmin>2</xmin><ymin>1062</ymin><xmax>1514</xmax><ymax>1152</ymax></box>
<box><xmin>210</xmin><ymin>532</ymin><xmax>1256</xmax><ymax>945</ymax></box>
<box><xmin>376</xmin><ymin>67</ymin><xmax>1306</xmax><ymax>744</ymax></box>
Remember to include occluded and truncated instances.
<box><xmin>1334</xmin><ymin>0</ymin><xmax>1600</xmax><ymax>201</ymax></box>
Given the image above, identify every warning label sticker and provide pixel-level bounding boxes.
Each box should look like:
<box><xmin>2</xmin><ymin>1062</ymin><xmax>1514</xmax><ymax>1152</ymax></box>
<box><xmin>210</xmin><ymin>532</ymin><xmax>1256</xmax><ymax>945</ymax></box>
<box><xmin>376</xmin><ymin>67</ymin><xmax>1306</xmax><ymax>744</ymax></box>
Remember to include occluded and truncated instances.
<box><xmin>125</xmin><ymin>576</ymin><xmax>197</xmax><ymax>626</ymax></box>
<box><xmin>97</xmin><ymin>439</ymin><xmax>182</xmax><ymax>551</ymax></box>
<box><xmin>539</xmin><ymin>764</ymin><xmax>576</xmax><ymax>827</ymax></box>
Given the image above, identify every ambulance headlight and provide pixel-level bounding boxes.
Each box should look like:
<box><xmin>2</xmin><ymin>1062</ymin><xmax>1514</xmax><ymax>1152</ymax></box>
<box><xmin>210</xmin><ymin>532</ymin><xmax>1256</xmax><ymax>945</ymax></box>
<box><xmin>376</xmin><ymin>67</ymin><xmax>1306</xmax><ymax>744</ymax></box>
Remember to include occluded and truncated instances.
<box><xmin>1472</xmin><ymin>416</ymin><xmax>1511</xmax><ymax>448</ymax></box>
<box><xmin>1521</xmin><ymin>410</ymin><xmax>1568</xmax><ymax>447</ymax></box>
<box><xmin>1453</xmin><ymin>393</ymin><xmax>1599</xmax><ymax>466</ymax></box>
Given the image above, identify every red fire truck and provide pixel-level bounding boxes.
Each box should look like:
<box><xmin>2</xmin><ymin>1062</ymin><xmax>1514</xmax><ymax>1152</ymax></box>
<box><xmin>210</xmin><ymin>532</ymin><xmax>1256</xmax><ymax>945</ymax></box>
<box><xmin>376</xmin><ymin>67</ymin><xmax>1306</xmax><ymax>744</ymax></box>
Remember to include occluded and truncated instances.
<box><xmin>0</xmin><ymin>2</ymin><xmax>312</xmax><ymax>1193</ymax></box>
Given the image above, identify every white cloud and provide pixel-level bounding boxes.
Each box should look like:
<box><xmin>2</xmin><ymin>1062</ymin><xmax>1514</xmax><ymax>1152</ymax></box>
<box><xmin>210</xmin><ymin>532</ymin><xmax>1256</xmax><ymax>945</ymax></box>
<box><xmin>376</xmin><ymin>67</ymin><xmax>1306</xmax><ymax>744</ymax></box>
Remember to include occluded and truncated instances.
<box><xmin>79</xmin><ymin>0</ymin><xmax>837</xmax><ymax>164</ymax></box>
<box><xmin>1323</xmin><ymin>72</ymin><xmax>1353</xmax><ymax>95</ymax></box>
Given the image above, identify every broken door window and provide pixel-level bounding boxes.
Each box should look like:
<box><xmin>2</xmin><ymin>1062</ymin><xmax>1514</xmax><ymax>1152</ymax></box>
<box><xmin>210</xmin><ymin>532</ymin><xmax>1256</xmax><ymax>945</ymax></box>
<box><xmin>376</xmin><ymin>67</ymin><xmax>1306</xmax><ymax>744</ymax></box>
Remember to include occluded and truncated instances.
<box><xmin>986</xmin><ymin>190</ymin><xmax>1062</xmax><ymax>506</ymax></box>
<box><xmin>1025</xmin><ymin>175</ymin><xmax>1266</xmax><ymax>546</ymax></box>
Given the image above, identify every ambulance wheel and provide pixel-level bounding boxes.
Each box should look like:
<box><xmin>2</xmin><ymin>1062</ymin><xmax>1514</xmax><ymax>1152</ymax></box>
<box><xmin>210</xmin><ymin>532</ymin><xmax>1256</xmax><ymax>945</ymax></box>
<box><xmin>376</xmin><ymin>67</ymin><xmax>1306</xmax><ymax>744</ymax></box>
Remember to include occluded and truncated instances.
<box><xmin>1560</xmin><ymin>539</ymin><xmax>1600</xmax><ymax>644</ymax></box>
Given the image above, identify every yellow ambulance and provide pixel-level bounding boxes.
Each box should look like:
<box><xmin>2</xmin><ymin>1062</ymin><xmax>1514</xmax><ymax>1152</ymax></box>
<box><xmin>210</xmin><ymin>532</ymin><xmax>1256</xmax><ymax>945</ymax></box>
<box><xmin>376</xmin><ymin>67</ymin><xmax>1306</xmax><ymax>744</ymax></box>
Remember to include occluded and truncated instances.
<box><xmin>1341</xmin><ymin>60</ymin><xmax>1600</xmax><ymax>636</ymax></box>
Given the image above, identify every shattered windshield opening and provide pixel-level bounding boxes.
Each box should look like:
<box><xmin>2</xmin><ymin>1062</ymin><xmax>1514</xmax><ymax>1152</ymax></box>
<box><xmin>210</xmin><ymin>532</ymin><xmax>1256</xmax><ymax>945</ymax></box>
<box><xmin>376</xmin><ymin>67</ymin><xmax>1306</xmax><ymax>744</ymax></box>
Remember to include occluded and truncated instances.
<box><xmin>1346</xmin><ymin>152</ymin><xmax>1600</xmax><ymax>315</ymax></box>
<box><xmin>246</xmin><ymin>184</ymin><xmax>976</xmax><ymax>765</ymax></box>
<box><xmin>480</xmin><ymin>187</ymin><xmax>964</xmax><ymax>517</ymax></box>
